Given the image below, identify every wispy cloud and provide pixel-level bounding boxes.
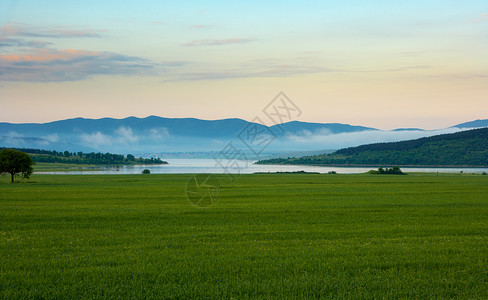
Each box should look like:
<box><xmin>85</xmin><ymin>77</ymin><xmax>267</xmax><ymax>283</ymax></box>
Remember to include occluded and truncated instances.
<box><xmin>181</xmin><ymin>38</ymin><xmax>254</xmax><ymax>46</ymax></box>
<box><xmin>80</xmin><ymin>126</ymin><xmax>138</xmax><ymax>148</ymax></box>
<box><xmin>0</xmin><ymin>48</ymin><xmax>157</xmax><ymax>82</ymax></box>
<box><xmin>0</xmin><ymin>22</ymin><xmax>186</xmax><ymax>82</ymax></box>
<box><xmin>177</xmin><ymin>65</ymin><xmax>331</xmax><ymax>81</ymax></box>
<box><xmin>0</xmin><ymin>22</ymin><xmax>104</xmax><ymax>52</ymax></box>
<box><xmin>42</xmin><ymin>133</ymin><xmax>59</xmax><ymax>143</ymax></box>
<box><xmin>165</xmin><ymin>55</ymin><xmax>334</xmax><ymax>81</ymax></box>
<box><xmin>0</xmin><ymin>36</ymin><xmax>51</xmax><ymax>48</ymax></box>
<box><xmin>80</xmin><ymin>132</ymin><xmax>112</xmax><ymax>147</ymax></box>
<box><xmin>171</xmin><ymin>63</ymin><xmax>434</xmax><ymax>82</ymax></box>
<box><xmin>115</xmin><ymin>126</ymin><xmax>139</xmax><ymax>144</ymax></box>
<box><xmin>169</xmin><ymin>52</ymin><xmax>430</xmax><ymax>82</ymax></box>
<box><xmin>1</xmin><ymin>22</ymin><xmax>104</xmax><ymax>38</ymax></box>
<box><xmin>149</xmin><ymin>127</ymin><xmax>170</xmax><ymax>140</ymax></box>
<box><xmin>78</xmin><ymin>126</ymin><xmax>169</xmax><ymax>151</ymax></box>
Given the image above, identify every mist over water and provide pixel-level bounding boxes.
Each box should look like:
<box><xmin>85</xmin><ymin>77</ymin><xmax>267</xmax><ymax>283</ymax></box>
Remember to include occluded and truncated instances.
<box><xmin>1</xmin><ymin>115</ymin><xmax>475</xmax><ymax>154</ymax></box>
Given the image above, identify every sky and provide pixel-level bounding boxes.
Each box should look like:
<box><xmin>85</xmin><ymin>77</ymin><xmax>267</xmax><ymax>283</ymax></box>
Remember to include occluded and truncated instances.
<box><xmin>0</xmin><ymin>0</ymin><xmax>487</xmax><ymax>130</ymax></box>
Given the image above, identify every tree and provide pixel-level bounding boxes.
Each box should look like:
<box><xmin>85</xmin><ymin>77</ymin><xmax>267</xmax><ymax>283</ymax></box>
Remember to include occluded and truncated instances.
<box><xmin>391</xmin><ymin>166</ymin><xmax>402</xmax><ymax>174</ymax></box>
<box><xmin>0</xmin><ymin>149</ymin><xmax>35</xmax><ymax>183</ymax></box>
<box><xmin>142</xmin><ymin>169</ymin><xmax>150</xmax><ymax>174</ymax></box>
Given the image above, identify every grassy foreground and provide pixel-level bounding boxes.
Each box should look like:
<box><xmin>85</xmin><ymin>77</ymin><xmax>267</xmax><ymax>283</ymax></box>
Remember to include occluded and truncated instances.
<box><xmin>33</xmin><ymin>162</ymin><xmax>103</xmax><ymax>172</ymax></box>
<box><xmin>1</xmin><ymin>173</ymin><xmax>487</xmax><ymax>298</ymax></box>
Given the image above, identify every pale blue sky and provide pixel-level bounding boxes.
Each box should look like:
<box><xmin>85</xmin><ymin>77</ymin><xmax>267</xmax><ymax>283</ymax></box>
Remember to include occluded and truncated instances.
<box><xmin>1</xmin><ymin>0</ymin><xmax>487</xmax><ymax>128</ymax></box>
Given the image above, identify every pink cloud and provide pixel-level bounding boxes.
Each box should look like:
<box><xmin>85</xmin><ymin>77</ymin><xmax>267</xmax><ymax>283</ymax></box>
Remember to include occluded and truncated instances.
<box><xmin>0</xmin><ymin>48</ymin><xmax>156</xmax><ymax>82</ymax></box>
<box><xmin>0</xmin><ymin>49</ymin><xmax>100</xmax><ymax>62</ymax></box>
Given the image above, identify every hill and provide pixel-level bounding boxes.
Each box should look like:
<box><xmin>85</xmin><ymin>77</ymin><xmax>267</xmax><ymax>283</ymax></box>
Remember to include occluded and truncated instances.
<box><xmin>256</xmin><ymin>127</ymin><xmax>488</xmax><ymax>167</ymax></box>
<box><xmin>0</xmin><ymin>116</ymin><xmax>377</xmax><ymax>153</ymax></box>
<box><xmin>269</xmin><ymin>121</ymin><xmax>376</xmax><ymax>135</ymax></box>
<box><xmin>453</xmin><ymin>119</ymin><xmax>488</xmax><ymax>129</ymax></box>
<box><xmin>1</xmin><ymin>116</ymin><xmax>487</xmax><ymax>154</ymax></box>
<box><xmin>0</xmin><ymin>116</ymin><xmax>376</xmax><ymax>138</ymax></box>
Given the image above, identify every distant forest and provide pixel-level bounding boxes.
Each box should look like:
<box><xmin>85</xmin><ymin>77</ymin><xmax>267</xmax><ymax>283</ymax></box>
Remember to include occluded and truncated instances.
<box><xmin>1</xmin><ymin>148</ymin><xmax>168</xmax><ymax>165</ymax></box>
<box><xmin>257</xmin><ymin>128</ymin><xmax>488</xmax><ymax>167</ymax></box>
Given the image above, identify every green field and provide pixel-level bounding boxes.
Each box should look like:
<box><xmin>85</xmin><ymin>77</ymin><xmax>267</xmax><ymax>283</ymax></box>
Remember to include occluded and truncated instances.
<box><xmin>1</xmin><ymin>173</ymin><xmax>487</xmax><ymax>298</ymax></box>
<box><xmin>33</xmin><ymin>162</ymin><xmax>103</xmax><ymax>172</ymax></box>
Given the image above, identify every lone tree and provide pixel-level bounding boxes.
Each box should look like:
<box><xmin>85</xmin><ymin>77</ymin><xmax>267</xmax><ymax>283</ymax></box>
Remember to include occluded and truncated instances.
<box><xmin>0</xmin><ymin>149</ymin><xmax>35</xmax><ymax>183</ymax></box>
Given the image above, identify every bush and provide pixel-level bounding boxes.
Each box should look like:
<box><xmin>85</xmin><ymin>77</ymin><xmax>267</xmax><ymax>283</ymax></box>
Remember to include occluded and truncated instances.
<box><xmin>328</xmin><ymin>171</ymin><xmax>337</xmax><ymax>174</ymax></box>
<box><xmin>369</xmin><ymin>166</ymin><xmax>405</xmax><ymax>175</ymax></box>
<box><xmin>482</xmin><ymin>172</ymin><xmax>487</xmax><ymax>175</ymax></box>
<box><xmin>142</xmin><ymin>169</ymin><xmax>151</xmax><ymax>175</ymax></box>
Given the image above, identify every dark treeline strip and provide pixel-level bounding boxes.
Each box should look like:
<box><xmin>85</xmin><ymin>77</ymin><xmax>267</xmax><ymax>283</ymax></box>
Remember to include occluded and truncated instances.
<box><xmin>257</xmin><ymin>128</ymin><xmax>488</xmax><ymax>167</ymax></box>
<box><xmin>336</xmin><ymin>127</ymin><xmax>488</xmax><ymax>155</ymax></box>
<box><xmin>0</xmin><ymin>147</ymin><xmax>168</xmax><ymax>165</ymax></box>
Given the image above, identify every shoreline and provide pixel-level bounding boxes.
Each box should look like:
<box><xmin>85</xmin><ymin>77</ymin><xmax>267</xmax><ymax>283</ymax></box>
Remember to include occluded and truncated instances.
<box><xmin>254</xmin><ymin>163</ymin><xmax>488</xmax><ymax>168</ymax></box>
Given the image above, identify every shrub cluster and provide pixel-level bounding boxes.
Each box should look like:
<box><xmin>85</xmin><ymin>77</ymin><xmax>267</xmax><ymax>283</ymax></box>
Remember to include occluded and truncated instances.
<box><xmin>368</xmin><ymin>166</ymin><xmax>406</xmax><ymax>175</ymax></box>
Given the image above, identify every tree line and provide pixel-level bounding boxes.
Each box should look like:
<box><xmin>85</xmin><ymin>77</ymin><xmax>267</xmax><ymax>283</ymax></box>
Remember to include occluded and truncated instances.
<box><xmin>257</xmin><ymin>128</ymin><xmax>488</xmax><ymax>167</ymax></box>
<box><xmin>335</xmin><ymin>127</ymin><xmax>488</xmax><ymax>155</ymax></box>
<box><xmin>0</xmin><ymin>147</ymin><xmax>167</xmax><ymax>165</ymax></box>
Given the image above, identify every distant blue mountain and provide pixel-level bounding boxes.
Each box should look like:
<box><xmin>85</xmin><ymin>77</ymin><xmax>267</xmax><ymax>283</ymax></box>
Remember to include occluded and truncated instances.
<box><xmin>392</xmin><ymin>128</ymin><xmax>425</xmax><ymax>132</ymax></box>
<box><xmin>0</xmin><ymin>135</ymin><xmax>94</xmax><ymax>152</ymax></box>
<box><xmin>270</xmin><ymin>121</ymin><xmax>376</xmax><ymax>136</ymax></box>
<box><xmin>453</xmin><ymin>119</ymin><xmax>488</xmax><ymax>129</ymax></box>
<box><xmin>0</xmin><ymin>116</ymin><xmax>256</xmax><ymax>138</ymax></box>
<box><xmin>0</xmin><ymin>116</ymin><xmax>485</xmax><ymax>154</ymax></box>
<box><xmin>0</xmin><ymin>116</ymin><xmax>374</xmax><ymax>153</ymax></box>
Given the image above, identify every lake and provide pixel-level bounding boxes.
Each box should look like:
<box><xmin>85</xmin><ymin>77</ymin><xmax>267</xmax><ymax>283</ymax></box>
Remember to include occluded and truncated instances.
<box><xmin>37</xmin><ymin>159</ymin><xmax>488</xmax><ymax>175</ymax></box>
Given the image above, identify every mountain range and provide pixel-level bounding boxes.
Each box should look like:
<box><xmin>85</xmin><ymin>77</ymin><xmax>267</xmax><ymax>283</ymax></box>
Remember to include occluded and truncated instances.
<box><xmin>0</xmin><ymin>116</ymin><xmax>487</xmax><ymax>156</ymax></box>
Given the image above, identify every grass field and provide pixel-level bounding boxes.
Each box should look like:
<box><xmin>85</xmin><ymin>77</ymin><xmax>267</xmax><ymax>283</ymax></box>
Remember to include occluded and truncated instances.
<box><xmin>33</xmin><ymin>162</ymin><xmax>102</xmax><ymax>172</ymax></box>
<box><xmin>1</xmin><ymin>173</ymin><xmax>487</xmax><ymax>298</ymax></box>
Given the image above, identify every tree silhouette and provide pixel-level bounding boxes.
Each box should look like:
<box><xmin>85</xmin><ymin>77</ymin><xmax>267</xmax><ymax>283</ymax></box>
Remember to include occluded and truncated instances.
<box><xmin>0</xmin><ymin>149</ymin><xmax>35</xmax><ymax>183</ymax></box>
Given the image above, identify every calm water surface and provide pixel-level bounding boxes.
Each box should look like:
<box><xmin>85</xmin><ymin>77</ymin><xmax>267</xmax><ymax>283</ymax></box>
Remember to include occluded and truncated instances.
<box><xmin>37</xmin><ymin>159</ymin><xmax>488</xmax><ymax>175</ymax></box>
